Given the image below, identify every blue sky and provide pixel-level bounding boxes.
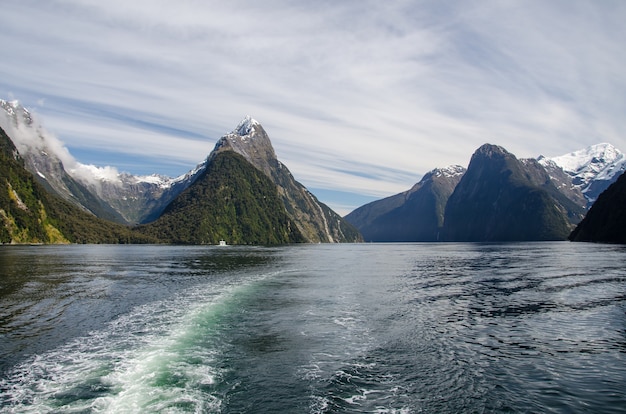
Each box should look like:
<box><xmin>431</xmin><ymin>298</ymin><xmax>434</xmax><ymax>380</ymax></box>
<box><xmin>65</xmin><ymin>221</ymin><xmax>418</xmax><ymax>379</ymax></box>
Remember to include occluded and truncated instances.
<box><xmin>1</xmin><ymin>1</ymin><xmax>625</xmax><ymax>215</ymax></box>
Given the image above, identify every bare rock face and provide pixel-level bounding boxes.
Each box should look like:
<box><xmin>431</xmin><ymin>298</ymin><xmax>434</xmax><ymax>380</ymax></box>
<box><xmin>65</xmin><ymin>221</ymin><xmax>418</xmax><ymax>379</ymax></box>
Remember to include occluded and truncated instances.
<box><xmin>0</xmin><ymin>99</ymin><xmax>127</xmax><ymax>223</ymax></box>
<box><xmin>539</xmin><ymin>143</ymin><xmax>626</xmax><ymax>207</ymax></box>
<box><xmin>211</xmin><ymin>116</ymin><xmax>362</xmax><ymax>243</ymax></box>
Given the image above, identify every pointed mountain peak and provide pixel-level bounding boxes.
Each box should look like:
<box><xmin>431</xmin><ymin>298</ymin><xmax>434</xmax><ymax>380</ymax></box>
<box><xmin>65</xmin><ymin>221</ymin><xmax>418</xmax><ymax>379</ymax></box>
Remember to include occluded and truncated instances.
<box><xmin>549</xmin><ymin>142</ymin><xmax>623</xmax><ymax>174</ymax></box>
<box><xmin>233</xmin><ymin>115</ymin><xmax>261</xmax><ymax>136</ymax></box>
<box><xmin>0</xmin><ymin>98</ymin><xmax>33</xmax><ymax>127</ymax></box>
<box><xmin>210</xmin><ymin>116</ymin><xmax>277</xmax><ymax>178</ymax></box>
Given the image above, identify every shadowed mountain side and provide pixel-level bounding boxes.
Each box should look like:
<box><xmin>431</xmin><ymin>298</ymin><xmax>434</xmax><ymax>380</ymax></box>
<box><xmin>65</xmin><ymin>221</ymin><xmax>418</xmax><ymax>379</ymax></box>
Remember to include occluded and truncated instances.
<box><xmin>569</xmin><ymin>171</ymin><xmax>626</xmax><ymax>243</ymax></box>
<box><xmin>345</xmin><ymin>166</ymin><xmax>465</xmax><ymax>241</ymax></box>
<box><xmin>442</xmin><ymin>144</ymin><xmax>573</xmax><ymax>241</ymax></box>
<box><xmin>519</xmin><ymin>158</ymin><xmax>586</xmax><ymax>225</ymax></box>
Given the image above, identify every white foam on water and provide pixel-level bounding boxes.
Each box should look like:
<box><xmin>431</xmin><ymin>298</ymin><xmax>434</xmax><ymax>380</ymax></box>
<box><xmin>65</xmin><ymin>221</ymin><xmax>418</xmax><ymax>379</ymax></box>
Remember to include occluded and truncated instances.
<box><xmin>1</xmin><ymin>270</ymin><xmax>283</xmax><ymax>413</ymax></box>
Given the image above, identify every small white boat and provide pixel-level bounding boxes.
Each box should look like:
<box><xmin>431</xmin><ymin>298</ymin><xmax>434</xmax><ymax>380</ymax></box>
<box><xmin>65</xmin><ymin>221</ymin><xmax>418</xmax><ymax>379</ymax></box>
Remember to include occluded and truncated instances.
<box><xmin>218</xmin><ymin>240</ymin><xmax>227</xmax><ymax>246</ymax></box>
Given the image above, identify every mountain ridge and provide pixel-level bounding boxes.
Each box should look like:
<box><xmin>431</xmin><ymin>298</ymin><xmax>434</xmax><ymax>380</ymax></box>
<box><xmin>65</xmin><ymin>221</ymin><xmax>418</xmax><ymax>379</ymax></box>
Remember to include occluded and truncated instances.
<box><xmin>0</xmin><ymin>125</ymin><xmax>156</xmax><ymax>244</ymax></box>
<box><xmin>347</xmin><ymin>143</ymin><xmax>591</xmax><ymax>242</ymax></box>
<box><xmin>539</xmin><ymin>143</ymin><xmax>626</xmax><ymax>207</ymax></box>
<box><xmin>4</xmin><ymin>98</ymin><xmax>624</xmax><ymax>244</ymax></box>
<box><xmin>345</xmin><ymin>165</ymin><xmax>465</xmax><ymax>241</ymax></box>
<box><xmin>1</xmin><ymin>100</ymin><xmax>360</xmax><ymax>243</ymax></box>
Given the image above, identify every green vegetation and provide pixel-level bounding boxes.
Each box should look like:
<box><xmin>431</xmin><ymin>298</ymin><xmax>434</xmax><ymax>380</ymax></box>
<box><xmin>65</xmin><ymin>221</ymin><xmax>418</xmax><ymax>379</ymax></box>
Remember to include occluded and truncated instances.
<box><xmin>0</xmin><ymin>127</ymin><xmax>156</xmax><ymax>244</ymax></box>
<box><xmin>137</xmin><ymin>151</ymin><xmax>304</xmax><ymax>244</ymax></box>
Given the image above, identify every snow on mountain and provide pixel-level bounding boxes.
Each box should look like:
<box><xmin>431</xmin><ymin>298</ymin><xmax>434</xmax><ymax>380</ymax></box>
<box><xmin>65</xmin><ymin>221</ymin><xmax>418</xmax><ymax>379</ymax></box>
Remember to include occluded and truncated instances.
<box><xmin>234</xmin><ymin>115</ymin><xmax>261</xmax><ymax>137</ymax></box>
<box><xmin>431</xmin><ymin>165</ymin><xmax>466</xmax><ymax>179</ymax></box>
<box><xmin>539</xmin><ymin>143</ymin><xmax>626</xmax><ymax>205</ymax></box>
<box><xmin>548</xmin><ymin>143</ymin><xmax>624</xmax><ymax>182</ymax></box>
<box><xmin>0</xmin><ymin>99</ymin><xmax>208</xmax><ymax>223</ymax></box>
<box><xmin>0</xmin><ymin>99</ymin><xmax>203</xmax><ymax>191</ymax></box>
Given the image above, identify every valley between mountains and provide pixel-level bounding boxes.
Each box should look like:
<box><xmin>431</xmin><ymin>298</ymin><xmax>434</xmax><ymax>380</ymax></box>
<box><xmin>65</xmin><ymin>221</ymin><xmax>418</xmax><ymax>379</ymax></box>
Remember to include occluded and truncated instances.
<box><xmin>1</xmin><ymin>99</ymin><xmax>625</xmax><ymax>245</ymax></box>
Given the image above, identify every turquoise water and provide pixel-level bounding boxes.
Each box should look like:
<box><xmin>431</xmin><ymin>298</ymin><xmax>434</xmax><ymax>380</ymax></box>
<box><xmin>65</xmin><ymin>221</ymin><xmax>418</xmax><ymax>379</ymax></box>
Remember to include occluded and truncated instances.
<box><xmin>1</xmin><ymin>243</ymin><xmax>625</xmax><ymax>413</ymax></box>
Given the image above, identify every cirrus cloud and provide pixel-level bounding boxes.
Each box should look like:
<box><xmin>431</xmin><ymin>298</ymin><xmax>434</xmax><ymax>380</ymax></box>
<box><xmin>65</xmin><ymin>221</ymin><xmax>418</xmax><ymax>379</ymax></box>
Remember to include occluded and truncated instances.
<box><xmin>1</xmin><ymin>0</ymin><xmax>625</xmax><ymax>214</ymax></box>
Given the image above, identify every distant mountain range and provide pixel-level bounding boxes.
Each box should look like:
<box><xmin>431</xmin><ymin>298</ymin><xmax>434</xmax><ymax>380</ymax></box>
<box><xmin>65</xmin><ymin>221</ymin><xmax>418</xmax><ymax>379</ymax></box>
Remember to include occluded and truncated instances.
<box><xmin>0</xmin><ymin>99</ymin><xmax>205</xmax><ymax>225</ymax></box>
<box><xmin>538</xmin><ymin>143</ymin><xmax>626</xmax><ymax>207</ymax></box>
<box><xmin>346</xmin><ymin>142</ymin><xmax>625</xmax><ymax>242</ymax></box>
<box><xmin>441</xmin><ymin>144</ymin><xmax>583</xmax><ymax>241</ymax></box>
<box><xmin>2</xmin><ymin>98</ymin><xmax>625</xmax><ymax>244</ymax></box>
<box><xmin>345</xmin><ymin>165</ymin><xmax>465</xmax><ymax>242</ymax></box>
<box><xmin>0</xmin><ymin>99</ymin><xmax>360</xmax><ymax>244</ymax></box>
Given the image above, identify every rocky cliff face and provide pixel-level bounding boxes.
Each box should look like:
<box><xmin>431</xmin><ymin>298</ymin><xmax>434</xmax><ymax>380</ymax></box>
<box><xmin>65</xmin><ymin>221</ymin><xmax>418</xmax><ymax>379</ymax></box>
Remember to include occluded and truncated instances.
<box><xmin>0</xmin><ymin>99</ymin><xmax>127</xmax><ymax>223</ymax></box>
<box><xmin>442</xmin><ymin>144</ymin><xmax>574</xmax><ymax>241</ymax></box>
<box><xmin>345</xmin><ymin>165</ymin><xmax>465</xmax><ymax>241</ymax></box>
<box><xmin>569</xmin><ymin>171</ymin><xmax>626</xmax><ymax>243</ymax></box>
<box><xmin>533</xmin><ymin>157</ymin><xmax>587</xmax><ymax>209</ymax></box>
<box><xmin>519</xmin><ymin>158</ymin><xmax>586</xmax><ymax>224</ymax></box>
<box><xmin>539</xmin><ymin>143</ymin><xmax>626</xmax><ymax>207</ymax></box>
<box><xmin>211</xmin><ymin>117</ymin><xmax>362</xmax><ymax>243</ymax></box>
<box><xmin>0</xmin><ymin>126</ymin><xmax>153</xmax><ymax>244</ymax></box>
<box><xmin>0</xmin><ymin>99</ymin><xmax>205</xmax><ymax>224</ymax></box>
<box><xmin>81</xmin><ymin>170</ymin><xmax>203</xmax><ymax>224</ymax></box>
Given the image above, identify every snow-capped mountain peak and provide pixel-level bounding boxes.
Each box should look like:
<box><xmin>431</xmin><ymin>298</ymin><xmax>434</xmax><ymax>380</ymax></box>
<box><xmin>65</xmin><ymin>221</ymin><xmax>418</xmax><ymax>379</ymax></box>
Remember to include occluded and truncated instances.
<box><xmin>0</xmin><ymin>99</ymin><xmax>33</xmax><ymax>127</ymax></box>
<box><xmin>432</xmin><ymin>165</ymin><xmax>466</xmax><ymax>179</ymax></box>
<box><xmin>547</xmin><ymin>143</ymin><xmax>623</xmax><ymax>176</ymax></box>
<box><xmin>539</xmin><ymin>142</ymin><xmax>626</xmax><ymax>205</ymax></box>
<box><xmin>233</xmin><ymin>115</ymin><xmax>260</xmax><ymax>136</ymax></box>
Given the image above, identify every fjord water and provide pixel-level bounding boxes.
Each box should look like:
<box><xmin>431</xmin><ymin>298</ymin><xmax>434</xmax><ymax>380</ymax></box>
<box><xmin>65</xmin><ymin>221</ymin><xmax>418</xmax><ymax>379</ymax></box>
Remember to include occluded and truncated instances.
<box><xmin>0</xmin><ymin>243</ymin><xmax>624</xmax><ymax>413</ymax></box>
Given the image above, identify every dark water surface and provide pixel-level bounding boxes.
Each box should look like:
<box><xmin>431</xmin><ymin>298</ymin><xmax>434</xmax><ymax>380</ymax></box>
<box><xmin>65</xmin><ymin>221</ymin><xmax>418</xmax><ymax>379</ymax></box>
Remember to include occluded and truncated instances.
<box><xmin>0</xmin><ymin>243</ymin><xmax>625</xmax><ymax>413</ymax></box>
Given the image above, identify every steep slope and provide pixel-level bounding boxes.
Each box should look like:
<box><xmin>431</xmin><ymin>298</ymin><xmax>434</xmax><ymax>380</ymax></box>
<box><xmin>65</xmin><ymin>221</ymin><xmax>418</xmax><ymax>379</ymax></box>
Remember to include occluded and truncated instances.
<box><xmin>519</xmin><ymin>158</ymin><xmax>586</xmax><ymax>224</ymax></box>
<box><xmin>0</xmin><ymin>126</ymin><xmax>155</xmax><ymax>244</ymax></box>
<box><xmin>569</xmin><ymin>171</ymin><xmax>626</xmax><ymax>243</ymax></box>
<box><xmin>0</xmin><ymin>99</ymin><xmax>127</xmax><ymax>223</ymax></box>
<box><xmin>345</xmin><ymin>165</ymin><xmax>465</xmax><ymax>241</ymax></box>
<box><xmin>0</xmin><ymin>99</ymin><xmax>202</xmax><ymax>224</ymax></box>
<box><xmin>81</xmin><ymin>169</ymin><xmax>204</xmax><ymax>224</ymax></box>
<box><xmin>534</xmin><ymin>157</ymin><xmax>587</xmax><ymax>209</ymax></box>
<box><xmin>210</xmin><ymin>116</ymin><xmax>362</xmax><ymax>243</ymax></box>
<box><xmin>442</xmin><ymin>144</ymin><xmax>573</xmax><ymax>241</ymax></box>
<box><xmin>539</xmin><ymin>143</ymin><xmax>626</xmax><ymax>206</ymax></box>
<box><xmin>137</xmin><ymin>151</ymin><xmax>304</xmax><ymax>244</ymax></box>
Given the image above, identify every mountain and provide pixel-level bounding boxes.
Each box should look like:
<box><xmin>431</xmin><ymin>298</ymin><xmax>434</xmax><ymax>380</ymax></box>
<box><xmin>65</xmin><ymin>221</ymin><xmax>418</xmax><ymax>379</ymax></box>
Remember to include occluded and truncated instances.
<box><xmin>345</xmin><ymin>165</ymin><xmax>465</xmax><ymax>241</ymax></box>
<box><xmin>539</xmin><ymin>143</ymin><xmax>626</xmax><ymax>207</ymax></box>
<box><xmin>518</xmin><ymin>158</ymin><xmax>586</xmax><ymax>225</ymax></box>
<box><xmin>0</xmin><ymin>125</ymin><xmax>155</xmax><ymax>244</ymax></box>
<box><xmin>1</xmin><ymin>102</ymin><xmax>360</xmax><ymax>243</ymax></box>
<box><xmin>77</xmin><ymin>168</ymin><xmax>204</xmax><ymax>224</ymax></box>
<box><xmin>0</xmin><ymin>99</ymin><xmax>202</xmax><ymax>224</ymax></box>
<box><xmin>0</xmin><ymin>99</ymin><xmax>128</xmax><ymax>223</ymax></box>
<box><xmin>136</xmin><ymin>151</ymin><xmax>305</xmax><ymax>244</ymax></box>
<box><xmin>210</xmin><ymin>116</ymin><xmax>362</xmax><ymax>243</ymax></box>
<box><xmin>442</xmin><ymin>144</ymin><xmax>575</xmax><ymax>241</ymax></box>
<box><xmin>569</xmin><ymin>171</ymin><xmax>626</xmax><ymax>243</ymax></box>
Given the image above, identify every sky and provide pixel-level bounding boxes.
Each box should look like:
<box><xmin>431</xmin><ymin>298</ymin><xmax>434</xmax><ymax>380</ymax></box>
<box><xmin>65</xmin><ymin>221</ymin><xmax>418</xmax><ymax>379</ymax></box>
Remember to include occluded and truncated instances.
<box><xmin>1</xmin><ymin>1</ymin><xmax>625</xmax><ymax>215</ymax></box>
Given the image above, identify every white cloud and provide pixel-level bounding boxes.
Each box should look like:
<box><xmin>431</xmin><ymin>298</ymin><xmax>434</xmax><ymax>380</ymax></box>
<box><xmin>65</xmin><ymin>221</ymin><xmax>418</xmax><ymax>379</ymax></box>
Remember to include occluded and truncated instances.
<box><xmin>1</xmin><ymin>0</ymin><xmax>625</xmax><ymax>213</ymax></box>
